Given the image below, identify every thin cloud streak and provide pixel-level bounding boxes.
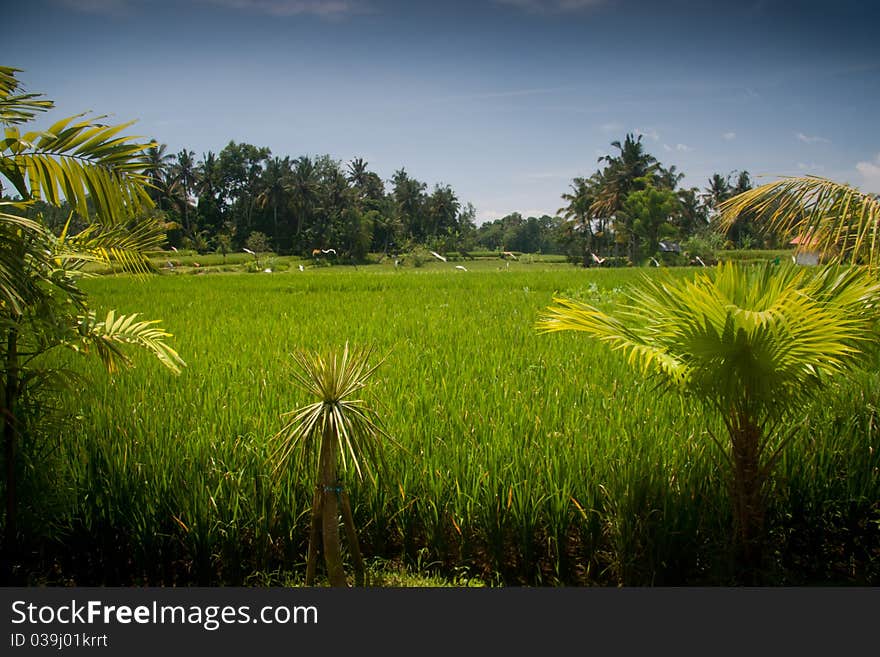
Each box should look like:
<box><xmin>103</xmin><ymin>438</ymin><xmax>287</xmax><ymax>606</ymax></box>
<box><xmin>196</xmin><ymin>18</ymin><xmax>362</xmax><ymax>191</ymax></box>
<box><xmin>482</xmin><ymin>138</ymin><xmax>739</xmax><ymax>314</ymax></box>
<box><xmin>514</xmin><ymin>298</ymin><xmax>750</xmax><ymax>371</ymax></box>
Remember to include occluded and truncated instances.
<box><xmin>796</xmin><ymin>132</ymin><xmax>831</xmax><ymax>144</ymax></box>
<box><xmin>200</xmin><ymin>0</ymin><xmax>367</xmax><ymax>17</ymax></box>
<box><xmin>492</xmin><ymin>0</ymin><xmax>606</xmax><ymax>13</ymax></box>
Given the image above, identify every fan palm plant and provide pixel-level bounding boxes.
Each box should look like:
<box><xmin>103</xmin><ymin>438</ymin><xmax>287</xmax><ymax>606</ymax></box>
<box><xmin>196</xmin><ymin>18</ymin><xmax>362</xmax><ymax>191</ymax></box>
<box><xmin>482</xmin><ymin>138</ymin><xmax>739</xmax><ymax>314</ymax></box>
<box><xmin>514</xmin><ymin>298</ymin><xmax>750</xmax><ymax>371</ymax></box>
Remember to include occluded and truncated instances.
<box><xmin>0</xmin><ymin>66</ymin><xmax>185</xmax><ymax>556</ymax></box>
<box><xmin>718</xmin><ymin>175</ymin><xmax>880</xmax><ymax>267</ymax></box>
<box><xmin>270</xmin><ymin>343</ymin><xmax>393</xmax><ymax>587</ymax></box>
<box><xmin>538</xmin><ymin>261</ymin><xmax>880</xmax><ymax>574</ymax></box>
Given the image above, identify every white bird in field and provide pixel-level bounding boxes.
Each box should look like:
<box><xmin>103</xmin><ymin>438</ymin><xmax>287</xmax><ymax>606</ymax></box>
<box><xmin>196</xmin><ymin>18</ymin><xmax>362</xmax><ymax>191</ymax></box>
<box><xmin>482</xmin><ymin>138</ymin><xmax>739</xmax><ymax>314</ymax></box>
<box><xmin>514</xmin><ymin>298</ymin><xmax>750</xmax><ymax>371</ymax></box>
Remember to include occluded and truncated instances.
<box><xmin>429</xmin><ymin>250</ymin><xmax>447</xmax><ymax>262</ymax></box>
<box><xmin>650</xmin><ymin>257</ymin><xmax>660</xmax><ymax>267</ymax></box>
<box><xmin>502</xmin><ymin>251</ymin><xmax>518</xmax><ymax>260</ymax></box>
<box><xmin>243</xmin><ymin>248</ymin><xmax>255</xmax><ymax>255</ymax></box>
<box><xmin>170</xmin><ymin>246</ymin><xmax>178</xmax><ymax>252</ymax></box>
<box><xmin>695</xmin><ymin>255</ymin><xmax>706</xmax><ymax>267</ymax></box>
<box><xmin>321</xmin><ymin>248</ymin><xmax>336</xmax><ymax>255</ymax></box>
<box><xmin>298</xmin><ymin>264</ymin><xmax>304</xmax><ymax>272</ymax></box>
<box><xmin>455</xmin><ymin>265</ymin><xmax>468</xmax><ymax>271</ymax></box>
<box><xmin>591</xmin><ymin>252</ymin><xmax>607</xmax><ymax>265</ymax></box>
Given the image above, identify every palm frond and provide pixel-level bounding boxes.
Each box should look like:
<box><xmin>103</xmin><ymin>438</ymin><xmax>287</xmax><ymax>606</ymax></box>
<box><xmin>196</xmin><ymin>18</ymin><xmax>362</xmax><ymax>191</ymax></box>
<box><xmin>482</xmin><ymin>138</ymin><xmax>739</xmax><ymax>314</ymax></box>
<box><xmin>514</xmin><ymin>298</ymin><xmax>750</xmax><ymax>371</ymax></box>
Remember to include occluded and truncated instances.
<box><xmin>538</xmin><ymin>262</ymin><xmax>880</xmax><ymax>423</ymax></box>
<box><xmin>71</xmin><ymin>310</ymin><xmax>186</xmax><ymax>375</ymax></box>
<box><xmin>0</xmin><ymin>66</ymin><xmax>54</xmax><ymax>126</ymax></box>
<box><xmin>48</xmin><ymin>215</ymin><xmax>164</xmax><ymax>275</ymax></box>
<box><xmin>718</xmin><ymin>176</ymin><xmax>880</xmax><ymax>266</ymax></box>
<box><xmin>1</xmin><ymin>118</ymin><xmax>155</xmax><ymax>224</ymax></box>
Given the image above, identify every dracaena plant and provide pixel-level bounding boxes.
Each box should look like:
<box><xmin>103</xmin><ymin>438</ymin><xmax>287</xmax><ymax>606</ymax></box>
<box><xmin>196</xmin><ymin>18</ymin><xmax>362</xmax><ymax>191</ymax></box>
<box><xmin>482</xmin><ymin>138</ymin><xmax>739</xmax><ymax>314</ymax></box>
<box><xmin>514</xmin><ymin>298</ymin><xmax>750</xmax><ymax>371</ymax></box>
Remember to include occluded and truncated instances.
<box><xmin>270</xmin><ymin>343</ymin><xmax>393</xmax><ymax>587</ymax></box>
<box><xmin>538</xmin><ymin>261</ymin><xmax>880</xmax><ymax>575</ymax></box>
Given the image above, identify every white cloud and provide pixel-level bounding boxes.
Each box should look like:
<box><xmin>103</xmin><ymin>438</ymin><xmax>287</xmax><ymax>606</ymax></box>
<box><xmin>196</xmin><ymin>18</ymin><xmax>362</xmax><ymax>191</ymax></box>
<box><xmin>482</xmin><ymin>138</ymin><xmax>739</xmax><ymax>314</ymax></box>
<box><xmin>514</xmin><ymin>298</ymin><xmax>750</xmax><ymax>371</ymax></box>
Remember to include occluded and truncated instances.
<box><xmin>493</xmin><ymin>0</ymin><xmax>605</xmax><ymax>12</ymax></box>
<box><xmin>662</xmin><ymin>144</ymin><xmax>672</xmax><ymax>152</ymax></box>
<box><xmin>634</xmin><ymin>127</ymin><xmax>660</xmax><ymax>141</ymax></box>
<box><xmin>675</xmin><ymin>143</ymin><xmax>692</xmax><ymax>152</ymax></box>
<box><xmin>722</xmin><ymin>132</ymin><xmax>736</xmax><ymax>141</ymax></box>
<box><xmin>796</xmin><ymin>132</ymin><xmax>831</xmax><ymax>144</ymax></box>
<box><xmin>200</xmin><ymin>0</ymin><xmax>364</xmax><ymax>17</ymax></box>
<box><xmin>600</xmin><ymin>121</ymin><xmax>623</xmax><ymax>133</ymax></box>
<box><xmin>856</xmin><ymin>154</ymin><xmax>880</xmax><ymax>192</ymax></box>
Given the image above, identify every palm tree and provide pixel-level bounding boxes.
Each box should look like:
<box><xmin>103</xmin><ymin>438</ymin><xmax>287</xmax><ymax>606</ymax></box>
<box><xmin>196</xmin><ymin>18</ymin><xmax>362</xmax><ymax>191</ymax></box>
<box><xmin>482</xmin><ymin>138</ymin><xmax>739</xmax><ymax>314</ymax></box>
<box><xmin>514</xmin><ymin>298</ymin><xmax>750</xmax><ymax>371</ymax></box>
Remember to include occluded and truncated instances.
<box><xmin>703</xmin><ymin>173</ymin><xmax>732</xmax><ymax>216</ymax></box>
<box><xmin>270</xmin><ymin>344</ymin><xmax>393</xmax><ymax>587</ymax></box>
<box><xmin>257</xmin><ymin>156</ymin><xmax>292</xmax><ymax>247</ymax></box>
<box><xmin>290</xmin><ymin>156</ymin><xmax>319</xmax><ymax>241</ymax></box>
<box><xmin>0</xmin><ymin>66</ymin><xmax>185</xmax><ymax>557</ymax></box>
<box><xmin>558</xmin><ymin>176</ymin><xmax>597</xmax><ymax>266</ymax></box>
<box><xmin>144</xmin><ymin>142</ymin><xmax>175</xmax><ymax>206</ymax></box>
<box><xmin>718</xmin><ymin>176</ymin><xmax>880</xmax><ymax>266</ymax></box>
<box><xmin>173</xmin><ymin>149</ymin><xmax>197</xmax><ymax>232</ymax></box>
<box><xmin>592</xmin><ymin>134</ymin><xmax>659</xmax><ymax>262</ymax></box>
<box><xmin>594</xmin><ymin>133</ymin><xmax>659</xmax><ymax>215</ymax></box>
<box><xmin>346</xmin><ymin>157</ymin><xmax>369</xmax><ymax>188</ymax></box>
<box><xmin>538</xmin><ymin>261</ymin><xmax>880</xmax><ymax>576</ymax></box>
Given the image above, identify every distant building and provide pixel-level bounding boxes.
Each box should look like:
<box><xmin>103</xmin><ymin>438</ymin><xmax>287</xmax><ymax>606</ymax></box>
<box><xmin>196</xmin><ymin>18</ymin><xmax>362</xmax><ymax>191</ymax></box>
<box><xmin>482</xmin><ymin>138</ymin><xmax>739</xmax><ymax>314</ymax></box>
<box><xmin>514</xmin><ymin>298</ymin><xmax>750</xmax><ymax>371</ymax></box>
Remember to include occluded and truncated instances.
<box><xmin>789</xmin><ymin>234</ymin><xmax>820</xmax><ymax>266</ymax></box>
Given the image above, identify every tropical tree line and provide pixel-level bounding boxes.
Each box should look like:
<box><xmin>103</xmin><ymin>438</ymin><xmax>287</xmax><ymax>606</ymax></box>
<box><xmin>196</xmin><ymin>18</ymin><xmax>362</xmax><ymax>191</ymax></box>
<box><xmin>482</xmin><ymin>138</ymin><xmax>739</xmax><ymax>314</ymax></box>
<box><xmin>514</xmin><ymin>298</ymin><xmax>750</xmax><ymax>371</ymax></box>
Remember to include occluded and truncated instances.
<box><xmin>19</xmin><ymin>132</ymin><xmax>770</xmax><ymax>266</ymax></box>
<box><xmin>114</xmin><ymin>143</ymin><xmax>479</xmax><ymax>262</ymax></box>
<box><xmin>554</xmin><ymin>133</ymin><xmax>769</xmax><ymax>266</ymax></box>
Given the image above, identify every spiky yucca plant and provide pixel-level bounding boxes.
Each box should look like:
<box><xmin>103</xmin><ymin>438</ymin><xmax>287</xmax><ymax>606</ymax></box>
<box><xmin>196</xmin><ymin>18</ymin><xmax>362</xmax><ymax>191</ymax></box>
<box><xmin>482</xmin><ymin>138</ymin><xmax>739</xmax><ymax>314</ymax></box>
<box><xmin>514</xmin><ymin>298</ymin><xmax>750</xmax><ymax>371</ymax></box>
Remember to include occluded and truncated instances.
<box><xmin>271</xmin><ymin>343</ymin><xmax>391</xmax><ymax>587</ymax></box>
<box><xmin>538</xmin><ymin>262</ymin><xmax>880</xmax><ymax>573</ymax></box>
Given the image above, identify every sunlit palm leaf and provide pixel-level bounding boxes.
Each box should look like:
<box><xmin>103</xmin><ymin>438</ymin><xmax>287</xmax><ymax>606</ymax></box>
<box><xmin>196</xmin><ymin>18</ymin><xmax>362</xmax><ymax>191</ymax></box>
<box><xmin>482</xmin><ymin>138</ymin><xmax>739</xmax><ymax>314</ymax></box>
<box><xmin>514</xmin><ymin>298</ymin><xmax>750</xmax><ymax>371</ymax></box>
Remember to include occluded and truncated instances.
<box><xmin>718</xmin><ymin>176</ymin><xmax>880</xmax><ymax>266</ymax></box>
<box><xmin>0</xmin><ymin>66</ymin><xmax>53</xmax><ymax>126</ymax></box>
<box><xmin>72</xmin><ymin>309</ymin><xmax>186</xmax><ymax>375</ymax></box>
<box><xmin>1</xmin><ymin>120</ymin><xmax>155</xmax><ymax>225</ymax></box>
<box><xmin>538</xmin><ymin>261</ymin><xmax>880</xmax><ymax>423</ymax></box>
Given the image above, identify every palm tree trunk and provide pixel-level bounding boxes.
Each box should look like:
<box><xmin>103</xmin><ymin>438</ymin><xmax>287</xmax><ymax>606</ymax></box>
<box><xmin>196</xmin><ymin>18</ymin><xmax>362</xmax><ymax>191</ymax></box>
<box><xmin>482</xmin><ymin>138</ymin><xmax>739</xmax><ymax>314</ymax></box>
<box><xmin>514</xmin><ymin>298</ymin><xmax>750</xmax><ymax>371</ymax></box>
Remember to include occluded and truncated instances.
<box><xmin>319</xmin><ymin>425</ymin><xmax>347</xmax><ymax>587</ymax></box>
<box><xmin>730</xmin><ymin>413</ymin><xmax>765</xmax><ymax>579</ymax></box>
<box><xmin>339</xmin><ymin>490</ymin><xmax>365</xmax><ymax>586</ymax></box>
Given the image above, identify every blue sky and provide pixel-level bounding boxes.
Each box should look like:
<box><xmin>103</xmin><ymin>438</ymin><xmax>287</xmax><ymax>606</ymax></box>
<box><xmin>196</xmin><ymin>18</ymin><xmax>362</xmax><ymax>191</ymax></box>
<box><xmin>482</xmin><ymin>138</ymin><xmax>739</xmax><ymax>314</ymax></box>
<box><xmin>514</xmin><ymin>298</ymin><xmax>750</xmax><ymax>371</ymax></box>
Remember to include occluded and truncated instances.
<box><xmin>6</xmin><ymin>0</ymin><xmax>880</xmax><ymax>222</ymax></box>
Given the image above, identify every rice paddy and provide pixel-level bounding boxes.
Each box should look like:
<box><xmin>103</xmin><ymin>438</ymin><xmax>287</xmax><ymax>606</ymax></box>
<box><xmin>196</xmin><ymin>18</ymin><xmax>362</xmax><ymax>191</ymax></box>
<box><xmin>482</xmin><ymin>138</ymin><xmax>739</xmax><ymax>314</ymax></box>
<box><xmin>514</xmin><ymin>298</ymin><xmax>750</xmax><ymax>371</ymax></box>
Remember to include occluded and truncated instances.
<box><xmin>17</xmin><ymin>263</ymin><xmax>880</xmax><ymax>585</ymax></box>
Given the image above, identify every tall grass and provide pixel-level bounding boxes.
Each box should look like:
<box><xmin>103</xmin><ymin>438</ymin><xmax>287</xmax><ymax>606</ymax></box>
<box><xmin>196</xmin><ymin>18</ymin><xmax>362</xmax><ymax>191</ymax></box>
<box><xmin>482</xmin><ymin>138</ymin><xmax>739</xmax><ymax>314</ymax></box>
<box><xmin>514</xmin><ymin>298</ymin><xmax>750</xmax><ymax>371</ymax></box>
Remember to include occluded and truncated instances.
<box><xmin>10</xmin><ymin>266</ymin><xmax>880</xmax><ymax>585</ymax></box>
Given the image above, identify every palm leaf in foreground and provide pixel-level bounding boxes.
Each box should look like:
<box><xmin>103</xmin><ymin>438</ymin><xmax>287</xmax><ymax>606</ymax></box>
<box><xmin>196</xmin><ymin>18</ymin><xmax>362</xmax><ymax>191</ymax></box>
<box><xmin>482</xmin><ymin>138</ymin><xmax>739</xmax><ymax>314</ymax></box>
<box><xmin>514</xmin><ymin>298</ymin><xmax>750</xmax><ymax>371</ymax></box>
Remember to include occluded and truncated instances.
<box><xmin>718</xmin><ymin>175</ymin><xmax>880</xmax><ymax>266</ymax></box>
<box><xmin>71</xmin><ymin>310</ymin><xmax>186</xmax><ymax>375</ymax></box>
<box><xmin>270</xmin><ymin>343</ymin><xmax>393</xmax><ymax>587</ymax></box>
<box><xmin>537</xmin><ymin>261</ymin><xmax>880</xmax><ymax>574</ymax></box>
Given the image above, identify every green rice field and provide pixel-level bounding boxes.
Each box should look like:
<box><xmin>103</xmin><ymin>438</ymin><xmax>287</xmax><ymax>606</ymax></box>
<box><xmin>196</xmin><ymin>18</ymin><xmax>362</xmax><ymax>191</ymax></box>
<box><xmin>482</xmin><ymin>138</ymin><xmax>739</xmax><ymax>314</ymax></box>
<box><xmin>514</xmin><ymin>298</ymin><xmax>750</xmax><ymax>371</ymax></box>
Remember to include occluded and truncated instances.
<box><xmin>16</xmin><ymin>263</ymin><xmax>880</xmax><ymax>585</ymax></box>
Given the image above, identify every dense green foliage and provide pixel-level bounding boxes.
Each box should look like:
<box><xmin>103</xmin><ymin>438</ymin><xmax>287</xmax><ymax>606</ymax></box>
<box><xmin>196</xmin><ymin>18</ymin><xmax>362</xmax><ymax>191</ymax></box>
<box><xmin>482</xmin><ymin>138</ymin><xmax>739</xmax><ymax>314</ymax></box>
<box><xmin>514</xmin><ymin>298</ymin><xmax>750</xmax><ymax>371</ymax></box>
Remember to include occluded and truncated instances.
<box><xmin>23</xmin><ymin>129</ymin><xmax>762</xmax><ymax>268</ymax></box>
<box><xmin>0</xmin><ymin>67</ymin><xmax>183</xmax><ymax>565</ymax></box>
<box><xmin>7</xmin><ymin>266</ymin><xmax>878</xmax><ymax>586</ymax></box>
